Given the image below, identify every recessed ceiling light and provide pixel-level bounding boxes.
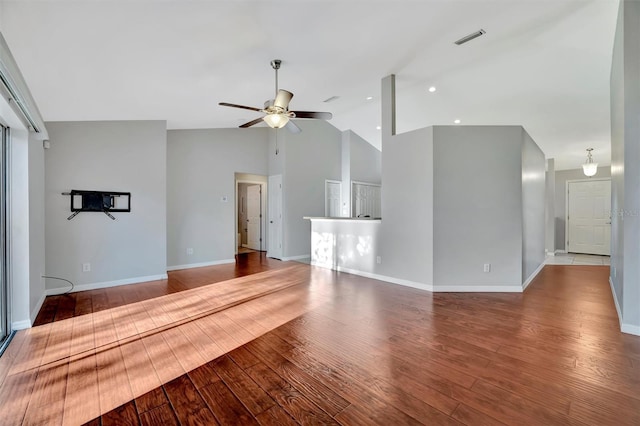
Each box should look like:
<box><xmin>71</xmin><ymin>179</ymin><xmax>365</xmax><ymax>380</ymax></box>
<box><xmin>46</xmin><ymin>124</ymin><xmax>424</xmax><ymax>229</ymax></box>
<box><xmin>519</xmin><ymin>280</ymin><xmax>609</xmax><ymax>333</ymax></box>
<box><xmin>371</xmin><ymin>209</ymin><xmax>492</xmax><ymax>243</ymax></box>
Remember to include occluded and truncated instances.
<box><xmin>376</xmin><ymin>126</ymin><xmax>381</xmax><ymax>130</ymax></box>
<box><xmin>366</xmin><ymin>96</ymin><xmax>373</xmax><ymax>100</ymax></box>
<box><xmin>454</xmin><ymin>119</ymin><xmax>461</xmax><ymax>124</ymax></box>
<box><xmin>428</xmin><ymin>86</ymin><xmax>436</xmax><ymax>93</ymax></box>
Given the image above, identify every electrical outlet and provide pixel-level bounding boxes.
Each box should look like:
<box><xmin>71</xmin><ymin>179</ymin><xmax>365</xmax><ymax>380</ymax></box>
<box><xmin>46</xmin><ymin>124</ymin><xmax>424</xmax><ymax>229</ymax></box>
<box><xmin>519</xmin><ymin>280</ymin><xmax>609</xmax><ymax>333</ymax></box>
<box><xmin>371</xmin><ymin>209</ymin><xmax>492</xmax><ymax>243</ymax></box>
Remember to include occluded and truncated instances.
<box><xmin>483</xmin><ymin>263</ymin><xmax>491</xmax><ymax>273</ymax></box>
<box><xmin>82</xmin><ymin>263</ymin><xmax>91</xmax><ymax>272</ymax></box>
<box><xmin>186</xmin><ymin>248</ymin><xmax>194</xmax><ymax>255</ymax></box>
<box><xmin>376</xmin><ymin>256</ymin><xmax>382</xmax><ymax>264</ymax></box>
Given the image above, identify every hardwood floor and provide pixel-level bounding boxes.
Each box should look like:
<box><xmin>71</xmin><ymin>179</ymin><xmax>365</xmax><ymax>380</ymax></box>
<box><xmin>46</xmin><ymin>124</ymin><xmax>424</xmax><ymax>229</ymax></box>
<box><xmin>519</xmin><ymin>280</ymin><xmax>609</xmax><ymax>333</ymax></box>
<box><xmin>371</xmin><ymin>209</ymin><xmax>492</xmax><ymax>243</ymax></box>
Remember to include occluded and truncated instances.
<box><xmin>33</xmin><ymin>254</ymin><xmax>287</xmax><ymax>326</ymax></box>
<box><xmin>1</xmin><ymin>255</ymin><xmax>639</xmax><ymax>425</ymax></box>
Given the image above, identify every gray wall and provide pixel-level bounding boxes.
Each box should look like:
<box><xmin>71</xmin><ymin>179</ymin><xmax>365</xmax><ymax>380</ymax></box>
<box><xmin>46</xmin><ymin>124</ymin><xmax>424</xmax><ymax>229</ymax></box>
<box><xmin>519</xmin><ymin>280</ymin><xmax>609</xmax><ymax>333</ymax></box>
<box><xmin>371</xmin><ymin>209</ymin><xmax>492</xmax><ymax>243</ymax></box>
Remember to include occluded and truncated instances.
<box><xmin>611</xmin><ymin>0</ymin><xmax>625</xmax><ymax>314</ymax></box>
<box><xmin>268</xmin><ymin>120</ymin><xmax>342</xmax><ymax>258</ymax></box>
<box><xmin>340</xmin><ymin>129</ymin><xmax>382</xmax><ymax>218</ymax></box>
<box><xmin>521</xmin><ymin>130</ymin><xmax>546</xmax><ymax>283</ymax></box>
<box><xmin>167</xmin><ymin>128</ymin><xmax>268</xmax><ymax>267</ymax></box>
<box><xmin>610</xmin><ymin>0</ymin><xmax>640</xmax><ymax>332</ymax></box>
<box><xmin>433</xmin><ymin>126</ymin><xmax>524</xmax><ymax>289</ymax></box>
<box><xmin>45</xmin><ymin>121</ymin><xmax>167</xmax><ymax>290</ymax></box>
<box><xmin>554</xmin><ymin>166</ymin><xmax>611</xmax><ymax>251</ymax></box>
<box><xmin>378</xmin><ymin>127</ymin><xmax>434</xmax><ymax>287</ymax></box>
<box><xmin>28</xmin><ymin>133</ymin><xmax>45</xmax><ymax>321</ymax></box>
<box><xmin>350</xmin><ymin>130</ymin><xmax>381</xmax><ymax>184</ymax></box>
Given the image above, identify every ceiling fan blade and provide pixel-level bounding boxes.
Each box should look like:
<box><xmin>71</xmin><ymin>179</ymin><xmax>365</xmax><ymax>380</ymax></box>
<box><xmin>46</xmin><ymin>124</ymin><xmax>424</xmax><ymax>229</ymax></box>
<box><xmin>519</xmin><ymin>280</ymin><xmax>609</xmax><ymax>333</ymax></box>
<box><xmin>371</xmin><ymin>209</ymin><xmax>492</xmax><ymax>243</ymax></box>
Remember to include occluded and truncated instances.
<box><xmin>274</xmin><ymin>90</ymin><xmax>293</xmax><ymax>109</ymax></box>
<box><xmin>239</xmin><ymin>117</ymin><xmax>265</xmax><ymax>128</ymax></box>
<box><xmin>219</xmin><ymin>102</ymin><xmax>263</xmax><ymax>112</ymax></box>
<box><xmin>292</xmin><ymin>111</ymin><xmax>333</xmax><ymax>120</ymax></box>
<box><xmin>285</xmin><ymin>120</ymin><xmax>301</xmax><ymax>134</ymax></box>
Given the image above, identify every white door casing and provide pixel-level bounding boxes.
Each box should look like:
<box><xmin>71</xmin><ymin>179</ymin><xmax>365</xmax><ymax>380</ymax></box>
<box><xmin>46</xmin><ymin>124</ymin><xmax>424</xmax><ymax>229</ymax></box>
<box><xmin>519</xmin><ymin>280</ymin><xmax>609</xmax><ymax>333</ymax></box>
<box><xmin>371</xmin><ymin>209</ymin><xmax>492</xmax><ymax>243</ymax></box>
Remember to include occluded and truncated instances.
<box><xmin>567</xmin><ymin>179</ymin><xmax>611</xmax><ymax>255</ymax></box>
<box><xmin>268</xmin><ymin>175</ymin><xmax>283</xmax><ymax>259</ymax></box>
<box><xmin>246</xmin><ymin>185</ymin><xmax>261</xmax><ymax>250</ymax></box>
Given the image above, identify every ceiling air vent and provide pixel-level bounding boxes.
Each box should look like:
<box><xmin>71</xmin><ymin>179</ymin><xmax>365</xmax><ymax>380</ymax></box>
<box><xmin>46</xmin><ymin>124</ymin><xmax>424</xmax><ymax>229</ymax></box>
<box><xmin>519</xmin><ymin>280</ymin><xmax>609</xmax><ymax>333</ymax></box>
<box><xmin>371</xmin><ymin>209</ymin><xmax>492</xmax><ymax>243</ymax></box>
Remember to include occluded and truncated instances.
<box><xmin>454</xmin><ymin>29</ymin><xmax>486</xmax><ymax>45</ymax></box>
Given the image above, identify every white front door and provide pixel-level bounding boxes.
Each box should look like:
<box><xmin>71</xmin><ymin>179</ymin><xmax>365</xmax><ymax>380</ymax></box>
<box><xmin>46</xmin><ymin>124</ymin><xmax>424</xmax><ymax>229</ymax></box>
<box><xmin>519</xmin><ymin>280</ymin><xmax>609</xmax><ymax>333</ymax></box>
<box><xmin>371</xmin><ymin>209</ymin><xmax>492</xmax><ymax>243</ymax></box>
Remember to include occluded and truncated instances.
<box><xmin>325</xmin><ymin>180</ymin><xmax>342</xmax><ymax>217</ymax></box>
<box><xmin>246</xmin><ymin>184</ymin><xmax>261</xmax><ymax>250</ymax></box>
<box><xmin>268</xmin><ymin>175</ymin><xmax>283</xmax><ymax>259</ymax></box>
<box><xmin>567</xmin><ymin>179</ymin><xmax>611</xmax><ymax>255</ymax></box>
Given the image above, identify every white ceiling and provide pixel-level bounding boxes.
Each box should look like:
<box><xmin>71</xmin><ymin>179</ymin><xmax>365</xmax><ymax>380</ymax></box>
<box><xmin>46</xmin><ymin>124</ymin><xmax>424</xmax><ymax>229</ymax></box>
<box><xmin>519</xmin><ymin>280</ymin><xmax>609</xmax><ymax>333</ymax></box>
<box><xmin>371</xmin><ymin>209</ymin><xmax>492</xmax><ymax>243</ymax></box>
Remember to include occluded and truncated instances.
<box><xmin>0</xmin><ymin>0</ymin><xmax>620</xmax><ymax>170</ymax></box>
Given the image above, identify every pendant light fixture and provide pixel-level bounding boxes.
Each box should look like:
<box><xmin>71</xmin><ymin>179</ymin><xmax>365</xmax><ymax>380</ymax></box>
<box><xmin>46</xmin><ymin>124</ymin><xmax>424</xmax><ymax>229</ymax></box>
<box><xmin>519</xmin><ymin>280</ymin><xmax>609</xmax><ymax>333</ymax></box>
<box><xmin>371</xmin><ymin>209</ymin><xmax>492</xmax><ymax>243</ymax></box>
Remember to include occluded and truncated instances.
<box><xmin>582</xmin><ymin>148</ymin><xmax>598</xmax><ymax>177</ymax></box>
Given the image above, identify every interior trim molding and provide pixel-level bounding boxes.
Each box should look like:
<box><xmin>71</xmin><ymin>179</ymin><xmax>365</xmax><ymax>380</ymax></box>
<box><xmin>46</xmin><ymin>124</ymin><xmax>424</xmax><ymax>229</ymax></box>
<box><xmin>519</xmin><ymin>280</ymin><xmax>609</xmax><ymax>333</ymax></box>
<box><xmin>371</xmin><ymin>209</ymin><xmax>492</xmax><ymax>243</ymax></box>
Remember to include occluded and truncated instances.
<box><xmin>609</xmin><ymin>276</ymin><xmax>639</xmax><ymax>336</ymax></box>
<box><xmin>622</xmin><ymin>323</ymin><xmax>640</xmax><ymax>336</ymax></box>
<box><xmin>522</xmin><ymin>261</ymin><xmax>546</xmax><ymax>291</ymax></box>
<box><xmin>29</xmin><ymin>291</ymin><xmax>47</xmax><ymax>326</ymax></box>
<box><xmin>310</xmin><ymin>261</ymin><xmax>433</xmax><ymax>292</ymax></box>
<box><xmin>433</xmin><ymin>285</ymin><xmax>524</xmax><ymax>293</ymax></box>
<box><xmin>45</xmin><ymin>273</ymin><xmax>169</xmax><ymax>296</ymax></box>
<box><xmin>11</xmin><ymin>319</ymin><xmax>31</xmax><ymax>330</ymax></box>
<box><xmin>167</xmin><ymin>259</ymin><xmax>235</xmax><ymax>271</ymax></box>
<box><xmin>281</xmin><ymin>254</ymin><xmax>311</xmax><ymax>262</ymax></box>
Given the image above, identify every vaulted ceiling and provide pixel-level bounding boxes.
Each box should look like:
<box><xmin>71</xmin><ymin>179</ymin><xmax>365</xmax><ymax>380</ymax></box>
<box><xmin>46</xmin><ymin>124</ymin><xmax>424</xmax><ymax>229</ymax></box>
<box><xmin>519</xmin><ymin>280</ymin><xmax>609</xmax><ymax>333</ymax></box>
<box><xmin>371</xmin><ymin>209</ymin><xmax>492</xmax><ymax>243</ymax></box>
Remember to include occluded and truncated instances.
<box><xmin>0</xmin><ymin>0</ymin><xmax>619</xmax><ymax>169</ymax></box>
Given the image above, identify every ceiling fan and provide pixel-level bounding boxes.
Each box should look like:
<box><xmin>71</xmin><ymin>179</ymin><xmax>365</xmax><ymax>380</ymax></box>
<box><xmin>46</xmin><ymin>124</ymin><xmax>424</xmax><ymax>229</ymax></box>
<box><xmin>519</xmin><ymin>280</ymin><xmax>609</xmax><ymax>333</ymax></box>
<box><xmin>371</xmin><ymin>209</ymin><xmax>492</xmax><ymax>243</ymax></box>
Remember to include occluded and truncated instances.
<box><xmin>219</xmin><ymin>59</ymin><xmax>332</xmax><ymax>133</ymax></box>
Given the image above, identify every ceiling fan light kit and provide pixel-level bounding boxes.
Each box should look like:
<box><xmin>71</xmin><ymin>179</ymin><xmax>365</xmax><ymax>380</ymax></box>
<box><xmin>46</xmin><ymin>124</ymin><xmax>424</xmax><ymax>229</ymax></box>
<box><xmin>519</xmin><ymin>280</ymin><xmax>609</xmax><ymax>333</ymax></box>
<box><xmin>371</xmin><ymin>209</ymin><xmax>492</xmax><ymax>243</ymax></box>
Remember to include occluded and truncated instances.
<box><xmin>263</xmin><ymin>113</ymin><xmax>290</xmax><ymax>128</ymax></box>
<box><xmin>219</xmin><ymin>59</ymin><xmax>332</xmax><ymax>133</ymax></box>
<box><xmin>582</xmin><ymin>148</ymin><xmax>598</xmax><ymax>177</ymax></box>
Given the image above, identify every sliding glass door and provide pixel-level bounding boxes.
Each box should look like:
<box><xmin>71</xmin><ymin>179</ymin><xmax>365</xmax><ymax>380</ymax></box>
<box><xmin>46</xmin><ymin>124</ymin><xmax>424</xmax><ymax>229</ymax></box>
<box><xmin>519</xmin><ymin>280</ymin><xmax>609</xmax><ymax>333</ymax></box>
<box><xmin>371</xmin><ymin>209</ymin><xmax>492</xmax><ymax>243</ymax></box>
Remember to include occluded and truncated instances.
<box><xmin>0</xmin><ymin>124</ymin><xmax>8</xmax><ymax>349</ymax></box>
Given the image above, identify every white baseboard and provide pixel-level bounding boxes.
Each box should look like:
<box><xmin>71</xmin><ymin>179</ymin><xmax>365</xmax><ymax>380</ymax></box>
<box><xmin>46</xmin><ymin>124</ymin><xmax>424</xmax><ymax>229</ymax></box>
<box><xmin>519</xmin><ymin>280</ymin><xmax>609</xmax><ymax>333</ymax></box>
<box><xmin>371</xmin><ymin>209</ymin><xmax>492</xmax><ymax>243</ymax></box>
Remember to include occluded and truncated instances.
<box><xmin>609</xmin><ymin>276</ymin><xmax>622</xmax><ymax>324</ymax></box>
<box><xmin>522</xmin><ymin>261</ymin><xmax>546</xmax><ymax>291</ymax></box>
<box><xmin>282</xmin><ymin>254</ymin><xmax>311</xmax><ymax>261</ymax></box>
<box><xmin>621</xmin><ymin>323</ymin><xmax>640</xmax><ymax>336</ymax></box>
<box><xmin>609</xmin><ymin>277</ymin><xmax>639</xmax><ymax>336</ymax></box>
<box><xmin>167</xmin><ymin>259</ymin><xmax>235</xmax><ymax>271</ymax></box>
<box><xmin>46</xmin><ymin>273</ymin><xmax>169</xmax><ymax>296</ymax></box>
<box><xmin>433</xmin><ymin>285</ymin><xmax>524</xmax><ymax>293</ymax></box>
<box><xmin>555</xmin><ymin>249</ymin><xmax>567</xmax><ymax>254</ymax></box>
<box><xmin>545</xmin><ymin>251</ymin><xmax>556</xmax><ymax>257</ymax></box>
<box><xmin>310</xmin><ymin>261</ymin><xmax>433</xmax><ymax>292</ymax></box>
<box><xmin>11</xmin><ymin>320</ymin><xmax>31</xmax><ymax>330</ymax></box>
<box><xmin>29</xmin><ymin>291</ymin><xmax>47</xmax><ymax>326</ymax></box>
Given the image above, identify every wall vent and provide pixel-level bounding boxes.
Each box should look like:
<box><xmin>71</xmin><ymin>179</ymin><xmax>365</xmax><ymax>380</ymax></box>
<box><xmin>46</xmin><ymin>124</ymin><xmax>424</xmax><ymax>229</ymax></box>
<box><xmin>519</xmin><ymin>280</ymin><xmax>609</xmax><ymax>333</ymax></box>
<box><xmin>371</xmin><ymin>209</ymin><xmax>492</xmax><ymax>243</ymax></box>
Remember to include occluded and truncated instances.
<box><xmin>454</xmin><ymin>29</ymin><xmax>486</xmax><ymax>45</ymax></box>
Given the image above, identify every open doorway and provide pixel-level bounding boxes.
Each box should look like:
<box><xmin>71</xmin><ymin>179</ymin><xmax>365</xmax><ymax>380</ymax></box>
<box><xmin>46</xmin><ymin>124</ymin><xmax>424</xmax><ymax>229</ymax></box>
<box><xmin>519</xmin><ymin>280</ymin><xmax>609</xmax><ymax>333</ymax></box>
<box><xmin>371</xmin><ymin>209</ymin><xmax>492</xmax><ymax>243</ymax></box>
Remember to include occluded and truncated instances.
<box><xmin>235</xmin><ymin>173</ymin><xmax>267</xmax><ymax>255</ymax></box>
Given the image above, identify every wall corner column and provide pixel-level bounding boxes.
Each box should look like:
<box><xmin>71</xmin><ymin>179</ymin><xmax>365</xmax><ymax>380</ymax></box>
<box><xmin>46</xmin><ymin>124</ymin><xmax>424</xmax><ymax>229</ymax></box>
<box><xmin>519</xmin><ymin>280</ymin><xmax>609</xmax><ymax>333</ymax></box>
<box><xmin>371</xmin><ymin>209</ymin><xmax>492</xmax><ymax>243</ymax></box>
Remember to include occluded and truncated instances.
<box><xmin>381</xmin><ymin>74</ymin><xmax>396</xmax><ymax>140</ymax></box>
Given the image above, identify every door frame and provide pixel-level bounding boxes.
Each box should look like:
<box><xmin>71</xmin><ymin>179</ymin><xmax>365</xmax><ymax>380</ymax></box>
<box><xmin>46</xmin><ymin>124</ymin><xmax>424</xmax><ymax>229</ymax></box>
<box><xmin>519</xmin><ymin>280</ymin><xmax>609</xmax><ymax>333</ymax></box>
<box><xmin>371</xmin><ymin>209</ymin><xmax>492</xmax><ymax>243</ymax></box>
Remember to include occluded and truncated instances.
<box><xmin>564</xmin><ymin>177</ymin><xmax>611</xmax><ymax>254</ymax></box>
<box><xmin>0</xmin><ymin>123</ymin><xmax>11</xmax><ymax>353</ymax></box>
<box><xmin>267</xmin><ymin>174</ymin><xmax>283</xmax><ymax>259</ymax></box>
<box><xmin>235</xmin><ymin>178</ymin><xmax>267</xmax><ymax>254</ymax></box>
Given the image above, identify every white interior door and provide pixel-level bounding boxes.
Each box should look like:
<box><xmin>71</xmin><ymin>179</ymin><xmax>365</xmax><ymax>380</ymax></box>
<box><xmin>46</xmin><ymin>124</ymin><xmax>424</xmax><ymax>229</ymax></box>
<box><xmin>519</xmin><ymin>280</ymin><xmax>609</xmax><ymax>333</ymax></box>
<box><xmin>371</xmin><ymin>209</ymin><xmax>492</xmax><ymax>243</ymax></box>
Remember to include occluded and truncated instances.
<box><xmin>246</xmin><ymin>185</ymin><xmax>261</xmax><ymax>250</ymax></box>
<box><xmin>325</xmin><ymin>180</ymin><xmax>341</xmax><ymax>217</ymax></box>
<box><xmin>567</xmin><ymin>179</ymin><xmax>611</xmax><ymax>255</ymax></box>
<box><xmin>351</xmin><ymin>182</ymin><xmax>381</xmax><ymax>218</ymax></box>
<box><xmin>268</xmin><ymin>175</ymin><xmax>283</xmax><ymax>259</ymax></box>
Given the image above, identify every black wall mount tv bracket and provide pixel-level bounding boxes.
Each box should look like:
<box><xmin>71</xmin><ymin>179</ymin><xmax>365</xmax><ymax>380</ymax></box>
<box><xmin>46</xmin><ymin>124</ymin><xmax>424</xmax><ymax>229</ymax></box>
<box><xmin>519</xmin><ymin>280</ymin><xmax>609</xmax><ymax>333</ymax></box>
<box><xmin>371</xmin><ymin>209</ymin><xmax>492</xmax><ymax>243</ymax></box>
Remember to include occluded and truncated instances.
<box><xmin>62</xmin><ymin>190</ymin><xmax>131</xmax><ymax>220</ymax></box>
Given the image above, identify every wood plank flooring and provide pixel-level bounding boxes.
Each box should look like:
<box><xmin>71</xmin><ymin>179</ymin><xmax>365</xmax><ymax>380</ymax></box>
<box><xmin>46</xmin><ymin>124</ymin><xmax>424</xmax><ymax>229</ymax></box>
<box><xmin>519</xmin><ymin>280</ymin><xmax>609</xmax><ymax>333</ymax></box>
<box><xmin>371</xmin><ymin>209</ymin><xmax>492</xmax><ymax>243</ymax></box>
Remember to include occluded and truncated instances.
<box><xmin>33</xmin><ymin>254</ymin><xmax>287</xmax><ymax>326</ymax></box>
<box><xmin>1</xmin><ymin>254</ymin><xmax>639</xmax><ymax>425</ymax></box>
